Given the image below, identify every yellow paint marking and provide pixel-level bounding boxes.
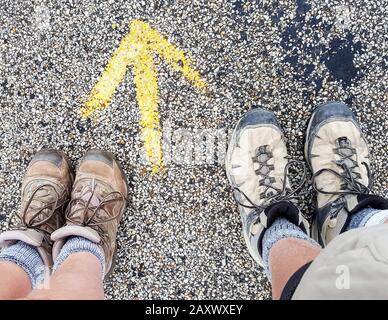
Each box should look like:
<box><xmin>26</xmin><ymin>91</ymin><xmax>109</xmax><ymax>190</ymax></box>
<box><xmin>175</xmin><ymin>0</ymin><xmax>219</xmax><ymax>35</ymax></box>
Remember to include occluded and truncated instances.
<box><xmin>82</xmin><ymin>20</ymin><xmax>206</xmax><ymax>173</ymax></box>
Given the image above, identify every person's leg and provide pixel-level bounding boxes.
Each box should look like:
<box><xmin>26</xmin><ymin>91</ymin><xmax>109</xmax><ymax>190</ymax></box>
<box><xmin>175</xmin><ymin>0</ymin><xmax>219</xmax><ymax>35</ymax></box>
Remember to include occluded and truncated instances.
<box><xmin>269</xmin><ymin>238</ymin><xmax>321</xmax><ymax>299</ymax></box>
<box><xmin>262</xmin><ymin>208</ymin><xmax>388</xmax><ymax>300</ymax></box>
<box><xmin>260</xmin><ymin>217</ymin><xmax>321</xmax><ymax>299</ymax></box>
<box><xmin>25</xmin><ymin>235</ymin><xmax>106</xmax><ymax>300</ymax></box>
<box><xmin>291</xmin><ymin>223</ymin><xmax>388</xmax><ymax>300</ymax></box>
<box><xmin>0</xmin><ymin>249</ymin><xmax>104</xmax><ymax>301</ymax></box>
<box><xmin>0</xmin><ymin>240</ymin><xmax>47</xmax><ymax>299</ymax></box>
<box><xmin>26</xmin><ymin>252</ymin><xmax>104</xmax><ymax>300</ymax></box>
<box><xmin>347</xmin><ymin>208</ymin><xmax>388</xmax><ymax>230</ymax></box>
<box><xmin>0</xmin><ymin>262</ymin><xmax>31</xmax><ymax>299</ymax></box>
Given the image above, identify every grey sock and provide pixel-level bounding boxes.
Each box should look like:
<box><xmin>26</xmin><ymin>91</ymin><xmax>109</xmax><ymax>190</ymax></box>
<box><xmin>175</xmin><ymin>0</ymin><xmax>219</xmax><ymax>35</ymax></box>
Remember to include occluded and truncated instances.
<box><xmin>347</xmin><ymin>207</ymin><xmax>388</xmax><ymax>230</ymax></box>
<box><xmin>0</xmin><ymin>241</ymin><xmax>44</xmax><ymax>288</ymax></box>
<box><xmin>262</xmin><ymin>217</ymin><xmax>320</xmax><ymax>279</ymax></box>
<box><xmin>53</xmin><ymin>236</ymin><xmax>106</xmax><ymax>277</ymax></box>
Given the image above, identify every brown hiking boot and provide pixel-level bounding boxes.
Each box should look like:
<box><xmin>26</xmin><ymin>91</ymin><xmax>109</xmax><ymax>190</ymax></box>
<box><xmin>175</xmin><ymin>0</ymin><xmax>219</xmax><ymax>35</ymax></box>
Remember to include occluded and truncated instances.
<box><xmin>0</xmin><ymin>149</ymin><xmax>73</xmax><ymax>267</ymax></box>
<box><xmin>51</xmin><ymin>150</ymin><xmax>128</xmax><ymax>277</ymax></box>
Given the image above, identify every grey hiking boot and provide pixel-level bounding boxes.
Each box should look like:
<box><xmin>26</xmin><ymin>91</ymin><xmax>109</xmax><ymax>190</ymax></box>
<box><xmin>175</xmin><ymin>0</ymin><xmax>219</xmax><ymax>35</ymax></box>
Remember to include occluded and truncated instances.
<box><xmin>225</xmin><ymin>108</ymin><xmax>309</xmax><ymax>266</ymax></box>
<box><xmin>305</xmin><ymin>101</ymin><xmax>388</xmax><ymax>246</ymax></box>
<box><xmin>51</xmin><ymin>150</ymin><xmax>128</xmax><ymax>277</ymax></box>
<box><xmin>0</xmin><ymin>149</ymin><xmax>73</xmax><ymax>267</ymax></box>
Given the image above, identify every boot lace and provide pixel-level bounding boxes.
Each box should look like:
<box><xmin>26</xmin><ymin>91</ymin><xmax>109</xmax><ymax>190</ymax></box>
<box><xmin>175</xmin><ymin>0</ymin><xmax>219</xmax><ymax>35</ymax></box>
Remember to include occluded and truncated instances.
<box><xmin>8</xmin><ymin>183</ymin><xmax>66</xmax><ymax>240</ymax></box>
<box><xmin>311</xmin><ymin>136</ymin><xmax>372</xmax><ymax>218</ymax></box>
<box><xmin>233</xmin><ymin>158</ymin><xmax>307</xmax><ymax>218</ymax></box>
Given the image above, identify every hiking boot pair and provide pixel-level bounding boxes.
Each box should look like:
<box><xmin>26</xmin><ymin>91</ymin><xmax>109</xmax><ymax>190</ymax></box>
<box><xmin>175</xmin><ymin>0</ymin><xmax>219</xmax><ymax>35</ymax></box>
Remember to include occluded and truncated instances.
<box><xmin>0</xmin><ymin>149</ymin><xmax>128</xmax><ymax>277</ymax></box>
<box><xmin>226</xmin><ymin>102</ymin><xmax>388</xmax><ymax>266</ymax></box>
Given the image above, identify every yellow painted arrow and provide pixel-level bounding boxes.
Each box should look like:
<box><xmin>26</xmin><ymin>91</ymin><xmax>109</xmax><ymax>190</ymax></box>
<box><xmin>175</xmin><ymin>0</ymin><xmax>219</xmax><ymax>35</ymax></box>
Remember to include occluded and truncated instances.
<box><xmin>81</xmin><ymin>20</ymin><xmax>206</xmax><ymax>173</ymax></box>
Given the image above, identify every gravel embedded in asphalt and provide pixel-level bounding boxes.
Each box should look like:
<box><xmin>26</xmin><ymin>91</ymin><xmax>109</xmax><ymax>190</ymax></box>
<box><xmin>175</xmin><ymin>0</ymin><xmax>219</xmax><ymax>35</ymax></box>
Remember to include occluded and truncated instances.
<box><xmin>0</xmin><ymin>0</ymin><xmax>386</xmax><ymax>299</ymax></box>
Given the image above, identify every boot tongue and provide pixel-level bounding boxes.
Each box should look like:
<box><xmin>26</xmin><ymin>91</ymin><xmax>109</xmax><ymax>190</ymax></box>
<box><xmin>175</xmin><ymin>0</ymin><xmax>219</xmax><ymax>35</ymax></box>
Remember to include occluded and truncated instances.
<box><xmin>68</xmin><ymin>181</ymin><xmax>103</xmax><ymax>223</ymax></box>
<box><xmin>264</xmin><ymin>201</ymin><xmax>300</xmax><ymax>227</ymax></box>
<box><xmin>344</xmin><ymin>194</ymin><xmax>359</xmax><ymax>212</ymax></box>
<box><xmin>80</xmin><ymin>185</ymin><xmax>100</xmax><ymax>207</ymax></box>
<box><xmin>78</xmin><ymin>178</ymin><xmax>103</xmax><ymax>207</ymax></box>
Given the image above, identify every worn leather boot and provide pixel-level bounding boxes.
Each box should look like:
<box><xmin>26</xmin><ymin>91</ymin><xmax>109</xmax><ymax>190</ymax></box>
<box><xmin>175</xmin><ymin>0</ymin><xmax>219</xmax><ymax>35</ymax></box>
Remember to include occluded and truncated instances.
<box><xmin>0</xmin><ymin>149</ymin><xmax>73</xmax><ymax>267</ymax></box>
<box><xmin>51</xmin><ymin>149</ymin><xmax>128</xmax><ymax>277</ymax></box>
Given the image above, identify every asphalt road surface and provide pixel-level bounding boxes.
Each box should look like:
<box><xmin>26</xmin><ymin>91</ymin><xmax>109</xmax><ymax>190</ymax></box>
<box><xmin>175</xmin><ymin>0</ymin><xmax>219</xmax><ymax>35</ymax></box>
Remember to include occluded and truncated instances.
<box><xmin>0</xmin><ymin>0</ymin><xmax>387</xmax><ymax>299</ymax></box>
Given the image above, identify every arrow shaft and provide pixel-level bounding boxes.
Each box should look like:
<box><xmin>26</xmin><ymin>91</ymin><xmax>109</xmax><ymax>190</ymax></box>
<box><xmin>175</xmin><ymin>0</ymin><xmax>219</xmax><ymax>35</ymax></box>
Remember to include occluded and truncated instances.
<box><xmin>132</xmin><ymin>50</ymin><xmax>163</xmax><ymax>172</ymax></box>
